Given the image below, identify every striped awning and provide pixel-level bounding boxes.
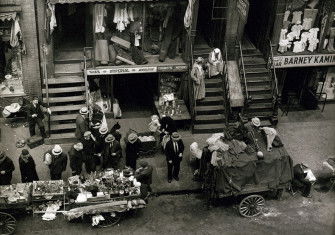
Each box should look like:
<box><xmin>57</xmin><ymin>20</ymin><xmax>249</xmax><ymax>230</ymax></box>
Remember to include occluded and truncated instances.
<box><xmin>48</xmin><ymin>0</ymin><xmax>155</xmax><ymax>4</ymax></box>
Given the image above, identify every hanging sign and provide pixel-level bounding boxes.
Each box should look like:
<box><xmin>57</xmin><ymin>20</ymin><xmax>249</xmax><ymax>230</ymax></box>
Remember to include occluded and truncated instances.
<box><xmin>272</xmin><ymin>54</ymin><xmax>335</xmax><ymax>68</ymax></box>
<box><xmin>237</xmin><ymin>0</ymin><xmax>249</xmax><ymax>22</ymax></box>
<box><xmin>87</xmin><ymin>66</ymin><xmax>157</xmax><ymax>75</ymax></box>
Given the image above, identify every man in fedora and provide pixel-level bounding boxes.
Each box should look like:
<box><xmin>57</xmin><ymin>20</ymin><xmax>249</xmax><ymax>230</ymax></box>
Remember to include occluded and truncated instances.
<box><xmin>75</xmin><ymin>107</ymin><xmax>89</xmax><ymax>141</ymax></box>
<box><xmin>94</xmin><ymin>126</ymin><xmax>109</xmax><ymax>155</ymax></box>
<box><xmin>102</xmin><ymin>134</ymin><xmax>122</xmax><ymax>169</ymax></box>
<box><xmin>44</xmin><ymin>145</ymin><xmax>67</xmax><ymax>180</ymax></box>
<box><xmin>27</xmin><ymin>96</ymin><xmax>51</xmax><ymax>138</ymax></box>
<box><xmin>135</xmin><ymin>161</ymin><xmax>153</xmax><ymax>193</ymax></box>
<box><xmin>0</xmin><ymin>150</ymin><xmax>15</xmax><ymax>185</ymax></box>
<box><xmin>126</xmin><ymin>133</ymin><xmax>141</xmax><ymax>170</ymax></box>
<box><xmin>82</xmin><ymin>131</ymin><xmax>96</xmax><ymax>174</ymax></box>
<box><xmin>68</xmin><ymin>142</ymin><xmax>84</xmax><ymax>176</ymax></box>
<box><xmin>164</xmin><ymin>132</ymin><xmax>184</xmax><ymax>183</ymax></box>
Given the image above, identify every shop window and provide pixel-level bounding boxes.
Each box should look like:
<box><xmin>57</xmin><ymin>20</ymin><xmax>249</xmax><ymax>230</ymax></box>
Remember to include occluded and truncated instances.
<box><xmin>92</xmin><ymin>1</ymin><xmax>187</xmax><ymax>67</ymax></box>
<box><xmin>277</xmin><ymin>0</ymin><xmax>328</xmax><ymax>54</ymax></box>
<box><xmin>0</xmin><ymin>12</ymin><xmax>25</xmax><ymax>97</ymax></box>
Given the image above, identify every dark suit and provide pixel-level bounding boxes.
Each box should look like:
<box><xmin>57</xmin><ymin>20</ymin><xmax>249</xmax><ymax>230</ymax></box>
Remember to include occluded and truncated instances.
<box><xmin>26</xmin><ymin>102</ymin><xmax>47</xmax><ymax>138</ymax></box>
<box><xmin>19</xmin><ymin>155</ymin><xmax>39</xmax><ymax>183</ymax></box>
<box><xmin>165</xmin><ymin>139</ymin><xmax>184</xmax><ymax>180</ymax></box>
<box><xmin>45</xmin><ymin>150</ymin><xmax>67</xmax><ymax>180</ymax></box>
<box><xmin>160</xmin><ymin>116</ymin><xmax>177</xmax><ymax>135</ymax></box>
<box><xmin>135</xmin><ymin>165</ymin><xmax>153</xmax><ymax>186</ymax></box>
<box><xmin>68</xmin><ymin>146</ymin><xmax>84</xmax><ymax>175</ymax></box>
<box><xmin>102</xmin><ymin>140</ymin><xmax>122</xmax><ymax>169</ymax></box>
<box><xmin>82</xmin><ymin>138</ymin><xmax>96</xmax><ymax>173</ymax></box>
<box><xmin>75</xmin><ymin>115</ymin><xmax>89</xmax><ymax>140</ymax></box>
<box><xmin>0</xmin><ymin>156</ymin><xmax>15</xmax><ymax>185</ymax></box>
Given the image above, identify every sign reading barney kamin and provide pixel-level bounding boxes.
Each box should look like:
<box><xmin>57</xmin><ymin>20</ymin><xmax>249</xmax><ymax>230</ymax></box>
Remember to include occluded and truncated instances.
<box><xmin>272</xmin><ymin>54</ymin><xmax>335</xmax><ymax>68</ymax></box>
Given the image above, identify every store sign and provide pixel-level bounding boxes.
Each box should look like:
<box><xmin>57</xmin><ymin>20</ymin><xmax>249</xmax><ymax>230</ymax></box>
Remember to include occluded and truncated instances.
<box><xmin>272</xmin><ymin>54</ymin><xmax>335</xmax><ymax>68</ymax></box>
<box><xmin>87</xmin><ymin>66</ymin><xmax>157</xmax><ymax>75</ymax></box>
<box><xmin>157</xmin><ymin>65</ymin><xmax>188</xmax><ymax>72</ymax></box>
<box><xmin>237</xmin><ymin>0</ymin><xmax>249</xmax><ymax>22</ymax></box>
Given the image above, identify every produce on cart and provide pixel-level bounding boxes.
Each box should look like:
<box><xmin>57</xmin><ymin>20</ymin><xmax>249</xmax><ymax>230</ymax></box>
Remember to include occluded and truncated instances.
<box><xmin>199</xmin><ymin>123</ymin><xmax>293</xmax><ymax>217</ymax></box>
<box><xmin>0</xmin><ymin>183</ymin><xmax>31</xmax><ymax>205</ymax></box>
<box><xmin>32</xmin><ymin>180</ymin><xmax>64</xmax><ymax>201</ymax></box>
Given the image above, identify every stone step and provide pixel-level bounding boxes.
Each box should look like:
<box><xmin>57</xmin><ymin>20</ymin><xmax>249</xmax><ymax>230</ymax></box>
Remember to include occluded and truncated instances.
<box><xmin>196</xmin><ymin>105</ymin><xmax>224</xmax><ymax>115</ymax></box>
<box><xmin>45</xmin><ymin>132</ymin><xmax>76</xmax><ymax>145</ymax></box>
<box><xmin>44</xmin><ymin>76</ymin><xmax>85</xmax><ymax>85</ymax></box>
<box><xmin>193</xmin><ymin>123</ymin><xmax>225</xmax><ymax>134</ymax></box>
<box><xmin>50</xmin><ymin>114</ymin><xmax>77</xmax><ymax>121</ymax></box>
<box><xmin>197</xmin><ymin>96</ymin><xmax>224</xmax><ymax>106</ymax></box>
<box><xmin>50</xmin><ymin>123</ymin><xmax>76</xmax><ymax>131</ymax></box>
<box><xmin>195</xmin><ymin>114</ymin><xmax>225</xmax><ymax>124</ymax></box>
<box><xmin>43</xmin><ymin>95</ymin><xmax>86</xmax><ymax>103</ymax></box>
<box><xmin>49</xmin><ymin>104</ymin><xmax>84</xmax><ymax>112</ymax></box>
<box><xmin>42</xmin><ymin>86</ymin><xmax>86</xmax><ymax>94</ymax></box>
<box><xmin>206</xmin><ymin>87</ymin><xmax>224</xmax><ymax>96</ymax></box>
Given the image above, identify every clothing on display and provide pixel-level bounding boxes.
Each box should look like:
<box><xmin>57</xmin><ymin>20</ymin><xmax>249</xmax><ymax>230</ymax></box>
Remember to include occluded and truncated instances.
<box><xmin>94</xmin><ymin>4</ymin><xmax>107</xmax><ymax>33</ymax></box>
<box><xmin>292</xmin><ymin>11</ymin><xmax>302</xmax><ymax>25</ymax></box>
<box><xmin>48</xmin><ymin>3</ymin><xmax>57</xmax><ymax>34</ymax></box>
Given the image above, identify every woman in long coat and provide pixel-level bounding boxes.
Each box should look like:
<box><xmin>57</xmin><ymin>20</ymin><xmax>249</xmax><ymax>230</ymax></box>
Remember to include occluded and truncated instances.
<box><xmin>190</xmin><ymin>57</ymin><xmax>206</xmax><ymax>100</ymax></box>
<box><xmin>19</xmin><ymin>149</ymin><xmax>39</xmax><ymax>183</ymax></box>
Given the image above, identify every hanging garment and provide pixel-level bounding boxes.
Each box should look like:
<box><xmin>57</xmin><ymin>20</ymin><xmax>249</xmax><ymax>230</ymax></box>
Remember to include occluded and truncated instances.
<box><xmin>95</xmin><ymin>39</ymin><xmax>109</xmax><ymax>63</ymax></box>
<box><xmin>283</xmin><ymin>10</ymin><xmax>290</xmax><ymax>23</ymax></box>
<box><xmin>10</xmin><ymin>16</ymin><xmax>21</xmax><ymax>47</ymax></box>
<box><xmin>94</xmin><ymin>4</ymin><xmax>106</xmax><ymax>33</ymax></box>
<box><xmin>304</xmin><ymin>9</ymin><xmax>318</xmax><ymax>28</ymax></box>
<box><xmin>190</xmin><ymin>63</ymin><xmax>206</xmax><ymax>100</ymax></box>
<box><xmin>293</xmin><ymin>41</ymin><xmax>305</xmax><ymax>53</ymax></box>
<box><xmin>184</xmin><ymin>0</ymin><xmax>195</xmax><ymax>29</ymax></box>
<box><xmin>327</xmin><ymin>27</ymin><xmax>335</xmax><ymax>52</ymax></box>
<box><xmin>113</xmin><ymin>3</ymin><xmax>120</xmax><ymax>23</ymax></box>
<box><xmin>292</xmin><ymin>11</ymin><xmax>302</xmax><ymax>24</ymax></box>
<box><xmin>308</xmin><ymin>28</ymin><xmax>319</xmax><ymax>52</ymax></box>
<box><xmin>302</xmin><ymin>18</ymin><xmax>313</xmax><ymax>30</ymax></box>
<box><xmin>278</xmin><ymin>39</ymin><xmax>289</xmax><ymax>53</ymax></box>
<box><xmin>48</xmin><ymin>3</ymin><xmax>57</xmax><ymax>34</ymax></box>
<box><xmin>290</xmin><ymin>24</ymin><xmax>303</xmax><ymax>40</ymax></box>
<box><xmin>208</xmin><ymin>49</ymin><xmax>224</xmax><ymax>78</ymax></box>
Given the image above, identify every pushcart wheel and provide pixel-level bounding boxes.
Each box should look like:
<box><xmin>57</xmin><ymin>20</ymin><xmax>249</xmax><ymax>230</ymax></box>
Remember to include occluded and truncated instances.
<box><xmin>97</xmin><ymin>213</ymin><xmax>121</xmax><ymax>228</ymax></box>
<box><xmin>0</xmin><ymin>212</ymin><xmax>16</xmax><ymax>235</ymax></box>
<box><xmin>239</xmin><ymin>195</ymin><xmax>265</xmax><ymax>218</ymax></box>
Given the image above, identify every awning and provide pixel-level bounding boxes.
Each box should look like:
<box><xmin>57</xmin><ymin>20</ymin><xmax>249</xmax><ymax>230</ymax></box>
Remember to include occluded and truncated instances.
<box><xmin>48</xmin><ymin>0</ymin><xmax>155</xmax><ymax>4</ymax></box>
<box><xmin>0</xmin><ymin>12</ymin><xmax>16</xmax><ymax>21</ymax></box>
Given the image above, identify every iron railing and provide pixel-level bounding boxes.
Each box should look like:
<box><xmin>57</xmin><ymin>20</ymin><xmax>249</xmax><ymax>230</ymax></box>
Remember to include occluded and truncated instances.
<box><xmin>187</xmin><ymin>33</ymin><xmax>196</xmax><ymax>132</ymax></box>
<box><xmin>267</xmin><ymin>39</ymin><xmax>280</xmax><ymax>118</ymax></box>
<box><xmin>223</xmin><ymin>43</ymin><xmax>230</xmax><ymax>125</ymax></box>
<box><xmin>42</xmin><ymin>44</ymin><xmax>51</xmax><ymax>137</ymax></box>
<box><xmin>83</xmin><ymin>47</ymin><xmax>93</xmax><ymax>107</ymax></box>
<box><xmin>237</xmin><ymin>40</ymin><xmax>249</xmax><ymax>112</ymax></box>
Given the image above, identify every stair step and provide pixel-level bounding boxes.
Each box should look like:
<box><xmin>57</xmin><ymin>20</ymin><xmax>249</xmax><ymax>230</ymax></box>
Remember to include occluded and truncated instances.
<box><xmin>50</xmin><ymin>123</ymin><xmax>76</xmax><ymax>131</ymax></box>
<box><xmin>245</xmin><ymin>67</ymin><xmax>268</xmax><ymax>74</ymax></box>
<box><xmin>206</xmin><ymin>87</ymin><xmax>224</xmax><ymax>96</ymax></box>
<box><xmin>244</xmin><ymin>110</ymin><xmax>273</xmax><ymax>118</ymax></box>
<box><xmin>195</xmin><ymin>114</ymin><xmax>225</xmax><ymax>124</ymax></box>
<box><xmin>250</xmin><ymin>94</ymin><xmax>273</xmax><ymax>102</ymax></box>
<box><xmin>42</xmin><ymin>86</ymin><xmax>86</xmax><ymax>94</ymax></box>
<box><xmin>54</xmin><ymin>63</ymin><xmax>82</xmax><ymax>74</ymax></box>
<box><xmin>247</xmin><ymin>86</ymin><xmax>271</xmax><ymax>95</ymax></box>
<box><xmin>49</xmin><ymin>104</ymin><xmax>85</xmax><ymax>112</ymax></box>
<box><xmin>193</xmin><ymin>123</ymin><xmax>225</xmax><ymax>134</ymax></box>
<box><xmin>43</xmin><ymin>95</ymin><xmax>86</xmax><ymax>103</ymax></box>
<box><xmin>45</xmin><ymin>133</ymin><xmax>76</xmax><ymax>145</ymax></box>
<box><xmin>205</xmin><ymin>78</ymin><xmax>222</xmax><ymax>88</ymax></box>
<box><xmin>247</xmin><ymin>103</ymin><xmax>273</xmax><ymax>111</ymax></box>
<box><xmin>242</xmin><ymin>52</ymin><xmax>263</xmax><ymax>57</ymax></box>
<box><xmin>196</xmin><ymin>105</ymin><xmax>224</xmax><ymax>115</ymax></box>
<box><xmin>44</xmin><ymin>76</ymin><xmax>85</xmax><ymax>84</ymax></box>
<box><xmin>54</xmin><ymin>50</ymin><xmax>84</xmax><ymax>62</ymax></box>
<box><xmin>197</xmin><ymin>96</ymin><xmax>224</xmax><ymax>106</ymax></box>
<box><xmin>245</xmin><ymin>78</ymin><xmax>271</xmax><ymax>86</ymax></box>
<box><xmin>243</xmin><ymin>57</ymin><xmax>267</xmax><ymax>65</ymax></box>
<box><xmin>50</xmin><ymin>114</ymin><xmax>77</xmax><ymax>121</ymax></box>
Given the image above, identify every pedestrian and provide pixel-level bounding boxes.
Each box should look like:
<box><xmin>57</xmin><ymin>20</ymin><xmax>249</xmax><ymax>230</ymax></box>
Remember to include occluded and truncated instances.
<box><xmin>26</xmin><ymin>96</ymin><xmax>51</xmax><ymax>138</ymax></box>
<box><xmin>135</xmin><ymin>160</ymin><xmax>153</xmax><ymax>192</ymax></box>
<box><xmin>160</xmin><ymin>115</ymin><xmax>177</xmax><ymax>136</ymax></box>
<box><xmin>0</xmin><ymin>150</ymin><xmax>15</xmax><ymax>185</ymax></box>
<box><xmin>75</xmin><ymin>107</ymin><xmax>89</xmax><ymax>141</ymax></box>
<box><xmin>191</xmin><ymin>57</ymin><xmax>206</xmax><ymax>100</ymax></box>
<box><xmin>82</xmin><ymin>131</ymin><xmax>96</xmax><ymax>174</ymax></box>
<box><xmin>94</xmin><ymin>126</ymin><xmax>109</xmax><ymax>155</ymax></box>
<box><xmin>19</xmin><ymin>149</ymin><xmax>39</xmax><ymax>183</ymax></box>
<box><xmin>102</xmin><ymin>134</ymin><xmax>122</xmax><ymax>169</ymax></box>
<box><xmin>126</xmin><ymin>133</ymin><xmax>141</xmax><ymax>170</ymax></box>
<box><xmin>110</xmin><ymin>122</ymin><xmax>122</xmax><ymax>142</ymax></box>
<box><xmin>208</xmin><ymin>48</ymin><xmax>223</xmax><ymax>78</ymax></box>
<box><xmin>164</xmin><ymin>132</ymin><xmax>184</xmax><ymax>183</ymax></box>
<box><xmin>68</xmin><ymin>142</ymin><xmax>84</xmax><ymax>176</ymax></box>
<box><xmin>44</xmin><ymin>145</ymin><xmax>67</xmax><ymax>180</ymax></box>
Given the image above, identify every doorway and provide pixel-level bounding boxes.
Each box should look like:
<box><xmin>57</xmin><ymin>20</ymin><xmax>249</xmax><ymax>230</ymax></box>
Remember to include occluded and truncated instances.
<box><xmin>54</xmin><ymin>3</ymin><xmax>89</xmax><ymax>49</ymax></box>
<box><xmin>113</xmin><ymin>74</ymin><xmax>159</xmax><ymax>117</ymax></box>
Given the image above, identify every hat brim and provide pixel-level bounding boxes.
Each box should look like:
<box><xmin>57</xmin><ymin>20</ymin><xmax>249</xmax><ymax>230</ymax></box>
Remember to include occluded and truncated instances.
<box><xmin>128</xmin><ymin>138</ymin><xmax>138</xmax><ymax>144</ymax></box>
<box><xmin>252</xmin><ymin>121</ymin><xmax>261</xmax><ymax>127</ymax></box>
<box><xmin>52</xmin><ymin>150</ymin><xmax>62</xmax><ymax>155</ymax></box>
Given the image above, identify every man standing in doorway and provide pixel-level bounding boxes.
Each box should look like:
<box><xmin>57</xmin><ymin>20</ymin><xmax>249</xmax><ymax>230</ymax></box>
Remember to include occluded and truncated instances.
<box><xmin>27</xmin><ymin>96</ymin><xmax>51</xmax><ymax>138</ymax></box>
<box><xmin>164</xmin><ymin>132</ymin><xmax>184</xmax><ymax>183</ymax></box>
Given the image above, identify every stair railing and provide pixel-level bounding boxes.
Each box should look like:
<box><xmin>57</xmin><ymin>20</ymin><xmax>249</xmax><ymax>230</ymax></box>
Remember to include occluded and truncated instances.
<box><xmin>83</xmin><ymin>47</ymin><xmax>93</xmax><ymax>107</ymax></box>
<box><xmin>237</xmin><ymin>40</ymin><xmax>250</xmax><ymax>110</ymax></box>
<box><xmin>42</xmin><ymin>44</ymin><xmax>51</xmax><ymax>137</ymax></box>
<box><xmin>187</xmin><ymin>33</ymin><xmax>196</xmax><ymax>132</ymax></box>
<box><xmin>267</xmin><ymin>39</ymin><xmax>280</xmax><ymax>119</ymax></box>
<box><xmin>223</xmin><ymin>42</ymin><xmax>230</xmax><ymax>125</ymax></box>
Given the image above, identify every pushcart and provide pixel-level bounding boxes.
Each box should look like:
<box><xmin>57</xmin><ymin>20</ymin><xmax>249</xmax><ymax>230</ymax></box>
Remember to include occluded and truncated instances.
<box><xmin>125</xmin><ymin>129</ymin><xmax>158</xmax><ymax>157</ymax></box>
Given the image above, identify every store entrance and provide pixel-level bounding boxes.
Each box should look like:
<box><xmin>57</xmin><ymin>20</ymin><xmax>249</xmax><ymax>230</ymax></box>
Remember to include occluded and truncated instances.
<box><xmin>54</xmin><ymin>3</ymin><xmax>89</xmax><ymax>49</ymax></box>
<box><xmin>113</xmin><ymin>74</ymin><xmax>159</xmax><ymax>117</ymax></box>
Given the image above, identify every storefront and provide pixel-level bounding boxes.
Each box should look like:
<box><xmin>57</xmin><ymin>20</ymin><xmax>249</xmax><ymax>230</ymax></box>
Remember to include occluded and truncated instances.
<box><xmin>0</xmin><ymin>6</ymin><xmax>25</xmax><ymax>97</ymax></box>
<box><xmin>273</xmin><ymin>53</ymin><xmax>335</xmax><ymax>109</ymax></box>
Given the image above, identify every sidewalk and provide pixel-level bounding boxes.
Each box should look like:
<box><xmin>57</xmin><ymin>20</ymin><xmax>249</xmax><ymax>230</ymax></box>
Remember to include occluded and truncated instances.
<box><xmin>1</xmin><ymin>104</ymin><xmax>334</xmax><ymax>193</ymax></box>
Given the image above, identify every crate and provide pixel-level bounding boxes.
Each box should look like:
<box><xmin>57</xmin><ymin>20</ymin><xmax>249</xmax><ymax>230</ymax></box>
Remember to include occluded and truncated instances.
<box><xmin>26</xmin><ymin>135</ymin><xmax>44</xmax><ymax>149</ymax></box>
<box><xmin>32</xmin><ymin>180</ymin><xmax>64</xmax><ymax>201</ymax></box>
<box><xmin>138</xmin><ymin>132</ymin><xmax>157</xmax><ymax>157</ymax></box>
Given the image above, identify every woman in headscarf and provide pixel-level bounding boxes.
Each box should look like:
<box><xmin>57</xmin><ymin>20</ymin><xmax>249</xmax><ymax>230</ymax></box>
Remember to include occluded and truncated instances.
<box><xmin>208</xmin><ymin>48</ymin><xmax>224</xmax><ymax>78</ymax></box>
<box><xmin>19</xmin><ymin>149</ymin><xmax>39</xmax><ymax>183</ymax></box>
<box><xmin>190</xmin><ymin>57</ymin><xmax>206</xmax><ymax>100</ymax></box>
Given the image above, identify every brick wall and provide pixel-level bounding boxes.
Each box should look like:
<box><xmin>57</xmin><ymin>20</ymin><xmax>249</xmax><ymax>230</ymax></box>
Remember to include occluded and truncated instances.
<box><xmin>1</xmin><ymin>0</ymin><xmax>41</xmax><ymax>98</ymax></box>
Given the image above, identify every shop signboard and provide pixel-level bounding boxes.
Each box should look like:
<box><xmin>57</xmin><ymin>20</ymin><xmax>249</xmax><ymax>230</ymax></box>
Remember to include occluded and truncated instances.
<box><xmin>157</xmin><ymin>65</ymin><xmax>188</xmax><ymax>72</ymax></box>
<box><xmin>87</xmin><ymin>66</ymin><xmax>157</xmax><ymax>75</ymax></box>
<box><xmin>237</xmin><ymin>0</ymin><xmax>249</xmax><ymax>22</ymax></box>
<box><xmin>272</xmin><ymin>54</ymin><xmax>335</xmax><ymax>68</ymax></box>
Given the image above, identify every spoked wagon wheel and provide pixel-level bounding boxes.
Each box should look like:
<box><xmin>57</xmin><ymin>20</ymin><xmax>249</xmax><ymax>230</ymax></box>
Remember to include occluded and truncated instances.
<box><xmin>97</xmin><ymin>213</ymin><xmax>122</xmax><ymax>228</ymax></box>
<box><xmin>239</xmin><ymin>195</ymin><xmax>265</xmax><ymax>218</ymax></box>
<box><xmin>0</xmin><ymin>212</ymin><xmax>16</xmax><ymax>235</ymax></box>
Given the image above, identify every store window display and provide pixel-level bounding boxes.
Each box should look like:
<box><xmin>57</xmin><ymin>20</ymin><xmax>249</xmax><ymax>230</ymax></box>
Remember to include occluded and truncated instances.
<box><xmin>0</xmin><ymin>13</ymin><xmax>25</xmax><ymax>97</ymax></box>
<box><xmin>92</xmin><ymin>2</ymin><xmax>186</xmax><ymax>67</ymax></box>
